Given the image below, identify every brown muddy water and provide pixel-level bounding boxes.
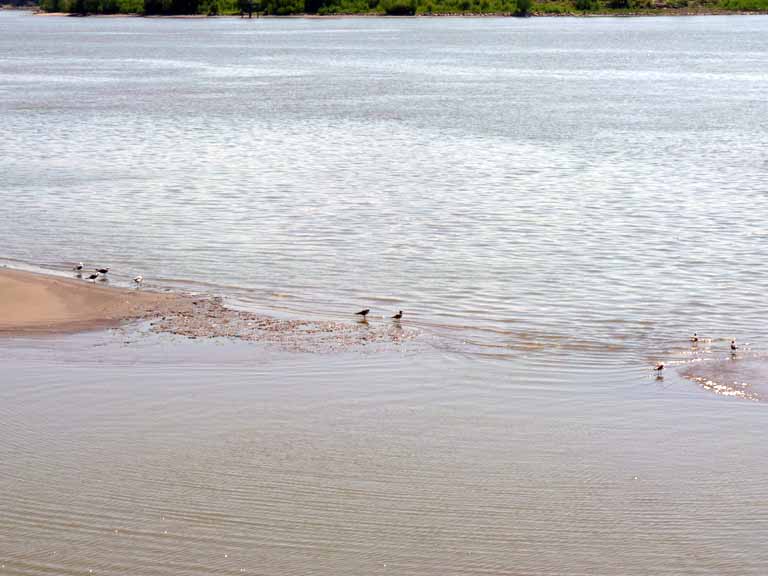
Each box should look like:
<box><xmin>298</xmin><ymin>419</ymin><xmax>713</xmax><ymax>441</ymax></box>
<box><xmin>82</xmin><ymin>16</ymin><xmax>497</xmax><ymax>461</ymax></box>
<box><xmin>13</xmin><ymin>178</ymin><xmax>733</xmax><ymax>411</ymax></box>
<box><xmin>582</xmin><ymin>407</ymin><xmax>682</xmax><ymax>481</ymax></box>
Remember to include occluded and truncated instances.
<box><xmin>1</xmin><ymin>10</ymin><xmax>768</xmax><ymax>575</ymax></box>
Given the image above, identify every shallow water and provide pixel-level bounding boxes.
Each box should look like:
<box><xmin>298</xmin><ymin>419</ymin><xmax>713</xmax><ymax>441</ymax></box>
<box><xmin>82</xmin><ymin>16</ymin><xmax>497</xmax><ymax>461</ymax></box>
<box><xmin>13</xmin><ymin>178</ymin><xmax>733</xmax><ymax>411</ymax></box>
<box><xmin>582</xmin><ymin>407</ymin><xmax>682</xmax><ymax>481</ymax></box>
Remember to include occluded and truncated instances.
<box><xmin>2</xmin><ymin>333</ymin><xmax>767</xmax><ymax>575</ymax></box>
<box><xmin>1</xmin><ymin>11</ymin><xmax>768</xmax><ymax>575</ymax></box>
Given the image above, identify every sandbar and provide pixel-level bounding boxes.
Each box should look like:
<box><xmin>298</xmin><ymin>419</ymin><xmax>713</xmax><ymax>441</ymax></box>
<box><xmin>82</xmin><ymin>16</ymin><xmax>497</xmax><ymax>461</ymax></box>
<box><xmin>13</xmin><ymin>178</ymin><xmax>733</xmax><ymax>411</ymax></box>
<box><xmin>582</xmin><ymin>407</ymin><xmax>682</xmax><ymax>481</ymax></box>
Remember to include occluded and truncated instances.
<box><xmin>0</xmin><ymin>268</ymin><xmax>182</xmax><ymax>334</ymax></box>
<box><xmin>0</xmin><ymin>268</ymin><xmax>420</xmax><ymax>352</ymax></box>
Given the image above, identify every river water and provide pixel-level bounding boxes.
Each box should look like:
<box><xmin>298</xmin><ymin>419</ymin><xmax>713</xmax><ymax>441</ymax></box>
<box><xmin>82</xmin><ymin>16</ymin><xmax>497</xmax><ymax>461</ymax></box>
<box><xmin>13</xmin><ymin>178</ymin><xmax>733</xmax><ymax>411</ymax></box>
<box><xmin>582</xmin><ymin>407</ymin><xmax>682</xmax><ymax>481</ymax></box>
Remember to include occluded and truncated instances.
<box><xmin>1</xmin><ymin>11</ymin><xmax>767</xmax><ymax>575</ymax></box>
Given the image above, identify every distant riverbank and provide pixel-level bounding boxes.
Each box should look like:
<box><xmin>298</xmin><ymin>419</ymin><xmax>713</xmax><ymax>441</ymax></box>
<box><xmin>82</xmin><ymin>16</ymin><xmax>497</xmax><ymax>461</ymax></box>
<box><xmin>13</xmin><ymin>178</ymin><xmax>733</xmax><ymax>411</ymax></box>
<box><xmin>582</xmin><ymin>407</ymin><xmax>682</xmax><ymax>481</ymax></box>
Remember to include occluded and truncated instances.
<box><xmin>28</xmin><ymin>0</ymin><xmax>768</xmax><ymax>19</ymax></box>
<box><xmin>31</xmin><ymin>8</ymin><xmax>768</xmax><ymax>16</ymax></box>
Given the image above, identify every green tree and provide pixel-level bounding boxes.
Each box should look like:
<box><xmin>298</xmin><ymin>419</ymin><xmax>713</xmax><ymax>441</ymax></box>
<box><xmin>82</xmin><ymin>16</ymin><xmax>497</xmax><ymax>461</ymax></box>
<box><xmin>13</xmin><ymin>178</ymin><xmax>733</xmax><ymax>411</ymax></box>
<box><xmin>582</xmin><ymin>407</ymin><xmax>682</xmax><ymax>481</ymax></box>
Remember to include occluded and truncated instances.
<box><xmin>179</xmin><ymin>0</ymin><xmax>201</xmax><ymax>12</ymax></box>
<box><xmin>118</xmin><ymin>0</ymin><xmax>144</xmax><ymax>11</ymax></box>
<box><xmin>203</xmin><ymin>0</ymin><xmax>220</xmax><ymax>12</ymax></box>
<box><xmin>514</xmin><ymin>0</ymin><xmax>530</xmax><ymax>14</ymax></box>
<box><xmin>264</xmin><ymin>0</ymin><xmax>303</xmax><ymax>13</ymax></box>
<box><xmin>380</xmin><ymin>0</ymin><xmax>416</xmax><ymax>13</ymax></box>
<box><xmin>143</xmin><ymin>0</ymin><xmax>163</xmax><ymax>12</ymax></box>
<box><xmin>68</xmin><ymin>0</ymin><xmax>87</xmax><ymax>13</ymax></box>
<box><xmin>39</xmin><ymin>0</ymin><xmax>60</xmax><ymax>11</ymax></box>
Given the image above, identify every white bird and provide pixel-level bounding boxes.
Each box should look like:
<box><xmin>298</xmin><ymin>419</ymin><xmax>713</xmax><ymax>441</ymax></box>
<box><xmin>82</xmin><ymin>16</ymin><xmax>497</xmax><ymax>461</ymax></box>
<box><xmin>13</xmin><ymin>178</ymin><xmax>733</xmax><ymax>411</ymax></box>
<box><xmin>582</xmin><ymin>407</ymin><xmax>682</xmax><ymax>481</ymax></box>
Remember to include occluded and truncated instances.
<box><xmin>654</xmin><ymin>362</ymin><xmax>664</xmax><ymax>375</ymax></box>
<box><xmin>730</xmin><ymin>340</ymin><xmax>738</xmax><ymax>352</ymax></box>
<box><xmin>73</xmin><ymin>262</ymin><xmax>84</xmax><ymax>272</ymax></box>
<box><xmin>133</xmin><ymin>275</ymin><xmax>143</xmax><ymax>288</ymax></box>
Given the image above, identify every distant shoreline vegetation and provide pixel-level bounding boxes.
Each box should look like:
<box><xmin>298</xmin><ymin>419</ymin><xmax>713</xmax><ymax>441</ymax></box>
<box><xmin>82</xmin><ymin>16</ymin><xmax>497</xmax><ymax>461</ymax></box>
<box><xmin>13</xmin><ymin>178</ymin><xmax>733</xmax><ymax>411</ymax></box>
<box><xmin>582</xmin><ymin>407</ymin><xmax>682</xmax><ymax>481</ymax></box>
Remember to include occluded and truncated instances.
<box><xmin>28</xmin><ymin>0</ymin><xmax>768</xmax><ymax>17</ymax></box>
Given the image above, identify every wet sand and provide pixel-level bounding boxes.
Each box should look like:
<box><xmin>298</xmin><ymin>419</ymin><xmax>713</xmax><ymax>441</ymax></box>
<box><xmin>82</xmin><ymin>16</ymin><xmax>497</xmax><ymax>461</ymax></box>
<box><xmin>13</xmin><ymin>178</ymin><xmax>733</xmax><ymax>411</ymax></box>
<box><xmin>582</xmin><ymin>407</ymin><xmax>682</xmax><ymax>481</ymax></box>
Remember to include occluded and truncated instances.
<box><xmin>0</xmin><ymin>268</ymin><xmax>185</xmax><ymax>334</ymax></box>
<box><xmin>0</xmin><ymin>268</ymin><xmax>421</xmax><ymax>352</ymax></box>
<box><xmin>682</xmin><ymin>353</ymin><xmax>768</xmax><ymax>401</ymax></box>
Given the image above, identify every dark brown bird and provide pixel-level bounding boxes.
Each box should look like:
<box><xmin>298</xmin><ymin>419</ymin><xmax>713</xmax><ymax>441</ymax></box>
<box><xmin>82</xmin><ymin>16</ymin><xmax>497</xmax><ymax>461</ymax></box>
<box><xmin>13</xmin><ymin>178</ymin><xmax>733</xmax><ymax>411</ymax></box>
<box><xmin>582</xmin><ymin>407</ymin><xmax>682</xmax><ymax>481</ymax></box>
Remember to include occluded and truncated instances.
<box><xmin>654</xmin><ymin>362</ymin><xmax>664</xmax><ymax>374</ymax></box>
<box><xmin>87</xmin><ymin>273</ymin><xmax>99</xmax><ymax>282</ymax></box>
<box><xmin>391</xmin><ymin>311</ymin><xmax>403</xmax><ymax>320</ymax></box>
<box><xmin>730</xmin><ymin>340</ymin><xmax>738</xmax><ymax>351</ymax></box>
<box><xmin>690</xmin><ymin>333</ymin><xmax>698</xmax><ymax>343</ymax></box>
<box><xmin>355</xmin><ymin>309</ymin><xmax>370</xmax><ymax>318</ymax></box>
<box><xmin>95</xmin><ymin>267</ymin><xmax>109</xmax><ymax>275</ymax></box>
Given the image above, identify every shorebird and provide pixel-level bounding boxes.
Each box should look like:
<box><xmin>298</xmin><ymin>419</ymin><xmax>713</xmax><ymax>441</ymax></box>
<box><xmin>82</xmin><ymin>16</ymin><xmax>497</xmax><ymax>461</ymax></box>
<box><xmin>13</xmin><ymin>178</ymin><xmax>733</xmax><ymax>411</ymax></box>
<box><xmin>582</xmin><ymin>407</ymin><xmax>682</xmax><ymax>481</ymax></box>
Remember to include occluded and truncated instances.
<box><xmin>86</xmin><ymin>273</ymin><xmax>99</xmax><ymax>283</ymax></box>
<box><xmin>355</xmin><ymin>309</ymin><xmax>370</xmax><ymax>319</ymax></box>
<box><xmin>654</xmin><ymin>362</ymin><xmax>664</xmax><ymax>375</ymax></box>
<box><xmin>133</xmin><ymin>275</ymin><xmax>143</xmax><ymax>288</ymax></box>
<box><xmin>391</xmin><ymin>310</ymin><xmax>403</xmax><ymax>320</ymax></box>
<box><xmin>73</xmin><ymin>262</ymin><xmax>84</xmax><ymax>272</ymax></box>
<box><xmin>731</xmin><ymin>340</ymin><xmax>738</xmax><ymax>352</ymax></box>
<box><xmin>690</xmin><ymin>333</ymin><xmax>698</xmax><ymax>343</ymax></box>
<box><xmin>95</xmin><ymin>267</ymin><xmax>110</xmax><ymax>275</ymax></box>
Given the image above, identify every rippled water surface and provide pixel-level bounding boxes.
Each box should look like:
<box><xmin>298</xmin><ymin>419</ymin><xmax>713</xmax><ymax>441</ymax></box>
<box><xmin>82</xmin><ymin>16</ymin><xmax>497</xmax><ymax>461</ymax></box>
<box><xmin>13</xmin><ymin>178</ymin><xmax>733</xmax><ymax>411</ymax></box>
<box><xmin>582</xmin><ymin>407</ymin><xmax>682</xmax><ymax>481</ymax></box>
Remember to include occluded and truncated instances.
<box><xmin>1</xmin><ymin>11</ymin><xmax>768</xmax><ymax>575</ymax></box>
<box><xmin>2</xmin><ymin>12</ymin><xmax>768</xmax><ymax>361</ymax></box>
<box><xmin>2</xmin><ymin>334</ymin><xmax>767</xmax><ymax>575</ymax></box>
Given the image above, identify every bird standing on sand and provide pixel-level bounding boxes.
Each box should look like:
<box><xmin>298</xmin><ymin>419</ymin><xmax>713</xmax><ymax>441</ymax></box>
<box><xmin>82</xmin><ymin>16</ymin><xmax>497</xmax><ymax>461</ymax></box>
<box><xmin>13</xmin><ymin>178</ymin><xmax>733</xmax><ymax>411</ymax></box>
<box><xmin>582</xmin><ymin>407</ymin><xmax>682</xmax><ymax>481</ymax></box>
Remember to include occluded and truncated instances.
<box><xmin>690</xmin><ymin>333</ymin><xmax>698</xmax><ymax>343</ymax></box>
<box><xmin>654</xmin><ymin>362</ymin><xmax>664</xmax><ymax>375</ymax></box>
<box><xmin>96</xmin><ymin>267</ymin><xmax>110</xmax><ymax>275</ymax></box>
<box><xmin>87</xmin><ymin>273</ymin><xmax>99</xmax><ymax>283</ymax></box>
<box><xmin>355</xmin><ymin>309</ymin><xmax>370</xmax><ymax>319</ymax></box>
<box><xmin>731</xmin><ymin>340</ymin><xmax>738</xmax><ymax>352</ymax></box>
<box><xmin>73</xmin><ymin>262</ymin><xmax>84</xmax><ymax>272</ymax></box>
<box><xmin>392</xmin><ymin>310</ymin><xmax>403</xmax><ymax>320</ymax></box>
<box><xmin>133</xmin><ymin>275</ymin><xmax>143</xmax><ymax>288</ymax></box>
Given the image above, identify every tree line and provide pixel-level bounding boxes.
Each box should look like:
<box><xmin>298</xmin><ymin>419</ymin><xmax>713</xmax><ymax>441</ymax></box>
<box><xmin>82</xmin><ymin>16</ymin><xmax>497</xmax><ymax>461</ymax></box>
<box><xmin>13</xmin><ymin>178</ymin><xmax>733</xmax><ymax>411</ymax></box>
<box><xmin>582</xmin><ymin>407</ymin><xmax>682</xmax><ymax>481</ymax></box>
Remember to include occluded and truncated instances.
<box><xmin>38</xmin><ymin>0</ymin><xmax>527</xmax><ymax>15</ymax></box>
<box><xmin>36</xmin><ymin>0</ymin><xmax>768</xmax><ymax>16</ymax></box>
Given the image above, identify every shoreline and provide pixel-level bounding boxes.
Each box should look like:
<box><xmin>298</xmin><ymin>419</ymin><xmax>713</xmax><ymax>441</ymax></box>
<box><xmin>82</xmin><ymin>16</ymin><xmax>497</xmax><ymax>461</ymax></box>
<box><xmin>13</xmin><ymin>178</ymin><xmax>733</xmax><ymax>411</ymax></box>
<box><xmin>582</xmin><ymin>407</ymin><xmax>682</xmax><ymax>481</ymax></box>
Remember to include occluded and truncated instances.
<box><xmin>27</xmin><ymin>8</ymin><xmax>768</xmax><ymax>17</ymax></box>
<box><xmin>0</xmin><ymin>267</ymin><xmax>188</xmax><ymax>335</ymax></box>
<box><xmin>0</xmin><ymin>267</ymin><xmax>420</xmax><ymax>352</ymax></box>
<box><xmin>2</xmin><ymin>266</ymin><xmax>765</xmax><ymax>402</ymax></box>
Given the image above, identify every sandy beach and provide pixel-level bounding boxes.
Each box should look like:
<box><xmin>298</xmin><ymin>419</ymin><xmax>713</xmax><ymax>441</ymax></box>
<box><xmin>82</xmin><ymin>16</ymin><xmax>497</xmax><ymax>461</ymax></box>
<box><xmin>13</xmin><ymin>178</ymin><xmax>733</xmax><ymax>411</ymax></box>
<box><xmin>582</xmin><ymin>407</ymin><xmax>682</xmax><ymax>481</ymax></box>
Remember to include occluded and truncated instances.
<box><xmin>0</xmin><ymin>268</ymin><xmax>182</xmax><ymax>334</ymax></box>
